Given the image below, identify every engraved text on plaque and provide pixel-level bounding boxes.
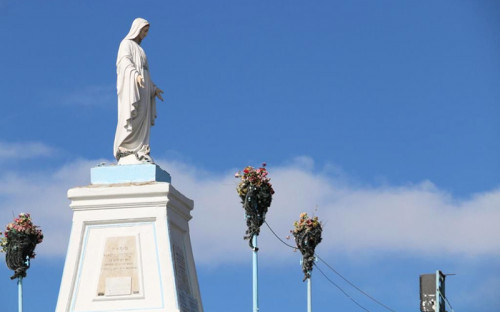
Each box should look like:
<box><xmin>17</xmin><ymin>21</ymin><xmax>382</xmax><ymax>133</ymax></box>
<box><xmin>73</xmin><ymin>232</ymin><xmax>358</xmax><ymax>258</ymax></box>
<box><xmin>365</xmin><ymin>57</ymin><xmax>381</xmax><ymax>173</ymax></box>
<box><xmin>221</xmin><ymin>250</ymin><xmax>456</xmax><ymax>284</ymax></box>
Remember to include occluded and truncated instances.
<box><xmin>97</xmin><ymin>236</ymin><xmax>140</xmax><ymax>297</ymax></box>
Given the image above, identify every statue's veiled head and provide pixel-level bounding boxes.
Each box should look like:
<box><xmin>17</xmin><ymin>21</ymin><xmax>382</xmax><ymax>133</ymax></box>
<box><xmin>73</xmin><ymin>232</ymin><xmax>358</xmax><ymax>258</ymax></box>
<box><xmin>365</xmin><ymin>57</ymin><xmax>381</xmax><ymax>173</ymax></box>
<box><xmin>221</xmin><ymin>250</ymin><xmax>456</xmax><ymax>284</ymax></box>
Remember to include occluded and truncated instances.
<box><xmin>124</xmin><ymin>17</ymin><xmax>150</xmax><ymax>42</ymax></box>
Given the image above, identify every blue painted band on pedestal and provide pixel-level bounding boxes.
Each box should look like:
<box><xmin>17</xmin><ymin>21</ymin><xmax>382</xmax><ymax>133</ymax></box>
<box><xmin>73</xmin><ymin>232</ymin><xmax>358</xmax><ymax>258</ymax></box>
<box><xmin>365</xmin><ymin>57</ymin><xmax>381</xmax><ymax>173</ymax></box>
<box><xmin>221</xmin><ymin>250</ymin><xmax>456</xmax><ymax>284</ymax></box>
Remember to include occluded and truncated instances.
<box><xmin>91</xmin><ymin>164</ymin><xmax>171</xmax><ymax>184</ymax></box>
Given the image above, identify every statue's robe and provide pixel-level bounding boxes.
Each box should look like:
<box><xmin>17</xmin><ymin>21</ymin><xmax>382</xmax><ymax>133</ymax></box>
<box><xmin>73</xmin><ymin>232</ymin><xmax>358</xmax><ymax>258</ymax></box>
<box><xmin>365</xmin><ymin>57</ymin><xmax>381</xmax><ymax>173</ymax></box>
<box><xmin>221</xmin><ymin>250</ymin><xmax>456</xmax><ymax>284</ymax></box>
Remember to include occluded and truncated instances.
<box><xmin>113</xmin><ymin>38</ymin><xmax>157</xmax><ymax>161</ymax></box>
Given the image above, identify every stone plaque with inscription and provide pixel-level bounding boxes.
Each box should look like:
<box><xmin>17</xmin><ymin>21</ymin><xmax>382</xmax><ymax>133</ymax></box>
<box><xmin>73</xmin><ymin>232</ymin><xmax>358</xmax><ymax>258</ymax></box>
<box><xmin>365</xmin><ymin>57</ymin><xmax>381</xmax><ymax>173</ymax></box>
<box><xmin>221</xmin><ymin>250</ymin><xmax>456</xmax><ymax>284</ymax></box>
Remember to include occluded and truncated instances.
<box><xmin>97</xmin><ymin>236</ymin><xmax>141</xmax><ymax>297</ymax></box>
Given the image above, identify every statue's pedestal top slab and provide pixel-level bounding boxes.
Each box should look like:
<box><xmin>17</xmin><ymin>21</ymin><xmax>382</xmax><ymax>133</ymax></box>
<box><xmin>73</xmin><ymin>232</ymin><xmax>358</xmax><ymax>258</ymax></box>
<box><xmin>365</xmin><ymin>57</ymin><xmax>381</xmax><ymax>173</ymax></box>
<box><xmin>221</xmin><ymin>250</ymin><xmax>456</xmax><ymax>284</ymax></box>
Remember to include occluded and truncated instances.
<box><xmin>91</xmin><ymin>164</ymin><xmax>171</xmax><ymax>184</ymax></box>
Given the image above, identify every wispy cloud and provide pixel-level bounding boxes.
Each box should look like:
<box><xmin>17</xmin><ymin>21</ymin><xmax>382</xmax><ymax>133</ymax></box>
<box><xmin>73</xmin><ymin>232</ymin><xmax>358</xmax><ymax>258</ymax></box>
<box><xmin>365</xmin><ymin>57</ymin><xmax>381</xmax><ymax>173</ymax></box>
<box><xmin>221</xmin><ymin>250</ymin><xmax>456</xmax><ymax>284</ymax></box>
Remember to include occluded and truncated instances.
<box><xmin>0</xmin><ymin>141</ymin><xmax>55</xmax><ymax>160</ymax></box>
<box><xmin>59</xmin><ymin>85</ymin><xmax>115</xmax><ymax>107</ymax></box>
<box><xmin>0</xmin><ymin>156</ymin><xmax>498</xmax><ymax>264</ymax></box>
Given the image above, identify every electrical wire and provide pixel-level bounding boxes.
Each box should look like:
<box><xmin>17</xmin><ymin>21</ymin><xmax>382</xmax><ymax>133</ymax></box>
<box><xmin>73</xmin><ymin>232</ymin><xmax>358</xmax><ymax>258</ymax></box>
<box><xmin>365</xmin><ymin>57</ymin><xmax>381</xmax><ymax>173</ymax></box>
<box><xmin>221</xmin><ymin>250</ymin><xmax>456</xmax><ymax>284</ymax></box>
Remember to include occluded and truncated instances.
<box><xmin>438</xmin><ymin>290</ymin><xmax>455</xmax><ymax>312</ymax></box>
<box><xmin>264</xmin><ymin>221</ymin><xmax>296</xmax><ymax>249</ymax></box>
<box><xmin>314</xmin><ymin>263</ymin><xmax>372</xmax><ymax>312</ymax></box>
<box><xmin>315</xmin><ymin>254</ymin><xmax>396</xmax><ymax>312</ymax></box>
<box><xmin>264</xmin><ymin>220</ymin><xmax>397</xmax><ymax>312</ymax></box>
<box><xmin>444</xmin><ymin>296</ymin><xmax>455</xmax><ymax>312</ymax></box>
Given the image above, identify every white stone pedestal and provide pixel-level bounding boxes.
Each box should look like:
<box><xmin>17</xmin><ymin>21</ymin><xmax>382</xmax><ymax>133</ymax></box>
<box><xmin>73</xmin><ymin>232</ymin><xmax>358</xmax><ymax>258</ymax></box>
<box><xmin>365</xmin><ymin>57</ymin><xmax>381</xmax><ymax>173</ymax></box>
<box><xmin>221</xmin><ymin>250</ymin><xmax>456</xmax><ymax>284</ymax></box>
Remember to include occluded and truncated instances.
<box><xmin>56</xmin><ymin>164</ymin><xmax>203</xmax><ymax>312</ymax></box>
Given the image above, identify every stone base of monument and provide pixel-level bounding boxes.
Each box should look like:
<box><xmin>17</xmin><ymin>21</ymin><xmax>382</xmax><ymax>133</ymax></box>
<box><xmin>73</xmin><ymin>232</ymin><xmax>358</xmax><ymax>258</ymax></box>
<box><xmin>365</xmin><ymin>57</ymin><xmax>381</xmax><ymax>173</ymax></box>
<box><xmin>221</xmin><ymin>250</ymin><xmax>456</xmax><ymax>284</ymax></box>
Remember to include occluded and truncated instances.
<box><xmin>56</xmin><ymin>164</ymin><xmax>203</xmax><ymax>312</ymax></box>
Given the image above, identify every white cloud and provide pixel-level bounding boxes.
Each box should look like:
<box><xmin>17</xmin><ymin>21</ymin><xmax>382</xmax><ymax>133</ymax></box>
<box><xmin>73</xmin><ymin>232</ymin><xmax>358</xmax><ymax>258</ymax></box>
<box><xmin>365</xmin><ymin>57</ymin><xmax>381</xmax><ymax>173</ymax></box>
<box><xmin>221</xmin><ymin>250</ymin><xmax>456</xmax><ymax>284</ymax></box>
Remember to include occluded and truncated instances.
<box><xmin>320</xmin><ymin>183</ymin><xmax>500</xmax><ymax>255</ymax></box>
<box><xmin>164</xmin><ymin>158</ymin><xmax>500</xmax><ymax>263</ymax></box>
<box><xmin>0</xmin><ymin>156</ymin><xmax>499</xmax><ymax>265</ymax></box>
<box><xmin>59</xmin><ymin>85</ymin><xmax>115</xmax><ymax>107</ymax></box>
<box><xmin>0</xmin><ymin>158</ymin><xmax>102</xmax><ymax>257</ymax></box>
<box><xmin>0</xmin><ymin>141</ymin><xmax>55</xmax><ymax>160</ymax></box>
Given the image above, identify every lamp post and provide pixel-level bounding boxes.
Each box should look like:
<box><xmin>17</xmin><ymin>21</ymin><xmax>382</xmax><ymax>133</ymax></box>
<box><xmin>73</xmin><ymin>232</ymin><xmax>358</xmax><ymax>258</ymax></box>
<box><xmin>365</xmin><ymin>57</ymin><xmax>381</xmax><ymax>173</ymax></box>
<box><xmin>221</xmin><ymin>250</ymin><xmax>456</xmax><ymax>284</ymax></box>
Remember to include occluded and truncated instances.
<box><xmin>307</xmin><ymin>273</ymin><xmax>312</xmax><ymax>312</ymax></box>
<box><xmin>236</xmin><ymin>164</ymin><xmax>274</xmax><ymax>312</ymax></box>
<box><xmin>292</xmin><ymin>213</ymin><xmax>323</xmax><ymax>312</ymax></box>
<box><xmin>1</xmin><ymin>213</ymin><xmax>43</xmax><ymax>312</ymax></box>
<box><xmin>252</xmin><ymin>235</ymin><xmax>259</xmax><ymax>312</ymax></box>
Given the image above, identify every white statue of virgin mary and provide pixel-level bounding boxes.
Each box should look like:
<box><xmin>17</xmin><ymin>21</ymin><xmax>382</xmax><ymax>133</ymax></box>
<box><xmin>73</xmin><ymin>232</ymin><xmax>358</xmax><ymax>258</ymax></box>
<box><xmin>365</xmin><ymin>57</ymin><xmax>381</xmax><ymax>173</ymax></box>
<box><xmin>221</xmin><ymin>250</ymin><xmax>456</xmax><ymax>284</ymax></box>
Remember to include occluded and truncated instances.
<box><xmin>113</xmin><ymin>17</ymin><xmax>164</xmax><ymax>164</ymax></box>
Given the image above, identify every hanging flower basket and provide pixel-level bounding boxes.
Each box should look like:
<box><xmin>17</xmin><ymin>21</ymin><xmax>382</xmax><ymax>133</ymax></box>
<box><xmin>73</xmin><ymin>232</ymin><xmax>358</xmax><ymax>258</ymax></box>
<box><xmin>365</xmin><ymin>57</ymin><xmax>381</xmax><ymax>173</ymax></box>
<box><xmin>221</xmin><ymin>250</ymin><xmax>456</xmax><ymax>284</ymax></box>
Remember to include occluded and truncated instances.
<box><xmin>292</xmin><ymin>213</ymin><xmax>322</xmax><ymax>281</ymax></box>
<box><xmin>1</xmin><ymin>213</ymin><xmax>43</xmax><ymax>280</ymax></box>
<box><xmin>235</xmin><ymin>163</ymin><xmax>274</xmax><ymax>248</ymax></box>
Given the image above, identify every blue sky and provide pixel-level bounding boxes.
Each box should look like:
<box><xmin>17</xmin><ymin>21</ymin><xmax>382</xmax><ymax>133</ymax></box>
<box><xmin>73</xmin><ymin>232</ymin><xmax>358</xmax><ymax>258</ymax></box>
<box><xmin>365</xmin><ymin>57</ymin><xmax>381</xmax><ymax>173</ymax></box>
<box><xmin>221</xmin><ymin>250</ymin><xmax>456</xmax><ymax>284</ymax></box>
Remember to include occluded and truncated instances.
<box><xmin>1</xmin><ymin>1</ymin><xmax>499</xmax><ymax>311</ymax></box>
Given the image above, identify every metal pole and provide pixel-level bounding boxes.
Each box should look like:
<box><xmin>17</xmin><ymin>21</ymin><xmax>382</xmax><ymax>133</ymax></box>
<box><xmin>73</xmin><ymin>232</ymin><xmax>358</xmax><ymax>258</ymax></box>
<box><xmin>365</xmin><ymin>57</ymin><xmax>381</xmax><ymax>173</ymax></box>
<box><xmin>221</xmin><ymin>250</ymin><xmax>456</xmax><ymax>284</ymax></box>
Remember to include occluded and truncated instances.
<box><xmin>18</xmin><ymin>276</ymin><xmax>23</xmax><ymax>312</ymax></box>
<box><xmin>307</xmin><ymin>274</ymin><xmax>312</xmax><ymax>312</ymax></box>
<box><xmin>435</xmin><ymin>270</ymin><xmax>441</xmax><ymax>312</ymax></box>
<box><xmin>252</xmin><ymin>234</ymin><xmax>259</xmax><ymax>312</ymax></box>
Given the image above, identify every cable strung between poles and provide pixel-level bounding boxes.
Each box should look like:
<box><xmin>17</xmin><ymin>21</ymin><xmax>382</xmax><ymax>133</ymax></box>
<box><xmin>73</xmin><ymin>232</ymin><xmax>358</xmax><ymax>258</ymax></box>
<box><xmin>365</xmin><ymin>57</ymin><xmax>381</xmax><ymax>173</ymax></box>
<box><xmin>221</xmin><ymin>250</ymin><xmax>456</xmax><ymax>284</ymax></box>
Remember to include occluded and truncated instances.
<box><xmin>264</xmin><ymin>220</ymin><xmax>397</xmax><ymax>312</ymax></box>
<box><xmin>439</xmin><ymin>289</ymin><xmax>455</xmax><ymax>312</ymax></box>
<box><xmin>315</xmin><ymin>255</ymin><xmax>396</xmax><ymax>312</ymax></box>
<box><xmin>313</xmin><ymin>263</ymin><xmax>372</xmax><ymax>312</ymax></box>
<box><xmin>264</xmin><ymin>221</ymin><xmax>296</xmax><ymax>249</ymax></box>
